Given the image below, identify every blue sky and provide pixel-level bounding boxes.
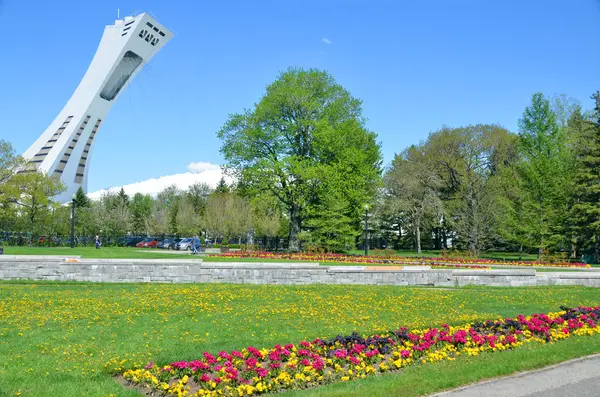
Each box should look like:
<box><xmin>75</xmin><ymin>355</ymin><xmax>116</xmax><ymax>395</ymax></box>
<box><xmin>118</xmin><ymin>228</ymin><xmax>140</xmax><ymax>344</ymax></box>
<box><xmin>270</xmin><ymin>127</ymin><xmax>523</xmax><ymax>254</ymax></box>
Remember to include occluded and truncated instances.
<box><xmin>1</xmin><ymin>0</ymin><xmax>599</xmax><ymax>194</ymax></box>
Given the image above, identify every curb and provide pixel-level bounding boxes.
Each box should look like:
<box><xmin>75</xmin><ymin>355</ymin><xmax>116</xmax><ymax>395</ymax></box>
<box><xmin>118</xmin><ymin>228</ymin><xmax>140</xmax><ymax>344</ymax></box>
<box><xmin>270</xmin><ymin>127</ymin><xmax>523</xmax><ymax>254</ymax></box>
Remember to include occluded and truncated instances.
<box><xmin>427</xmin><ymin>353</ymin><xmax>600</xmax><ymax>396</ymax></box>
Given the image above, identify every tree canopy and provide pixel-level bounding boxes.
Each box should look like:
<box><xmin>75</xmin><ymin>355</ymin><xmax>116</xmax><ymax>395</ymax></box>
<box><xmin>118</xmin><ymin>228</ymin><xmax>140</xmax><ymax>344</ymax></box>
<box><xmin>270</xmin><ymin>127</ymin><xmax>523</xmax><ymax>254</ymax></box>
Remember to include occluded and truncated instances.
<box><xmin>218</xmin><ymin>67</ymin><xmax>382</xmax><ymax>251</ymax></box>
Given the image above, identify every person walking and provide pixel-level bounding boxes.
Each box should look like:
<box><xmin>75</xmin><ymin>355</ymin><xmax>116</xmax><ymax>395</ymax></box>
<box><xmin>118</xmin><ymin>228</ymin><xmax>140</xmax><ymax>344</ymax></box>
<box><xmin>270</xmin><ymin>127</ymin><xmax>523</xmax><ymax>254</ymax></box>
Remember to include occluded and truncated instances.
<box><xmin>95</xmin><ymin>235</ymin><xmax>101</xmax><ymax>249</ymax></box>
<box><xmin>191</xmin><ymin>236</ymin><xmax>201</xmax><ymax>255</ymax></box>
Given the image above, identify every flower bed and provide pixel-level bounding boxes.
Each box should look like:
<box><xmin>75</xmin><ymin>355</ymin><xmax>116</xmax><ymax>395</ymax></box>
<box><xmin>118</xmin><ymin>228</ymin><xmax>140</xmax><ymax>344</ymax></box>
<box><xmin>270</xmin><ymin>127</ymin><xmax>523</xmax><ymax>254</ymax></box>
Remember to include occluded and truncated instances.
<box><xmin>208</xmin><ymin>251</ymin><xmax>590</xmax><ymax>268</ymax></box>
<box><xmin>121</xmin><ymin>306</ymin><xmax>600</xmax><ymax>396</ymax></box>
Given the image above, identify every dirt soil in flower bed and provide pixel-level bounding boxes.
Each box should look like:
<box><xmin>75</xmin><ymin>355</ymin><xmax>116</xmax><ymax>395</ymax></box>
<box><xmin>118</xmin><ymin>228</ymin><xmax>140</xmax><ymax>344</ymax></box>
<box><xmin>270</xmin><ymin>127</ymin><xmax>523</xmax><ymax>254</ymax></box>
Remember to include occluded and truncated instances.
<box><xmin>118</xmin><ymin>306</ymin><xmax>600</xmax><ymax>397</ymax></box>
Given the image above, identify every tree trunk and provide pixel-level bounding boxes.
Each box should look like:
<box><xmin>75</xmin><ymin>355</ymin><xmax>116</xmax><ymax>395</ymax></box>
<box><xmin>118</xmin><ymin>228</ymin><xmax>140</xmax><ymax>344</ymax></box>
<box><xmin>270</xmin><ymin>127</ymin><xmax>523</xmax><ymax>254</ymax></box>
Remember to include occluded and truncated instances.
<box><xmin>519</xmin><ymin>243</ymin><xmax>523</xmax><ymax>261</ymax></box>
<box><xmin>288</xmin><ymin>205</ymin><xmax>301</xmax><ymax>252</ymax></box>
<box><xmin>594</xmin><ymin>234</ymin><xmax>600</xmax><ymax>265</ymax></box>
<box><xmin>416</xmin><ymin>225</ymin><xmax>422</xmax><ymax>255</ymax></box>
<box><xmin>538</xmin><ymin>196</ymin><xmax>544</xmax><ymax>261</ymax></box>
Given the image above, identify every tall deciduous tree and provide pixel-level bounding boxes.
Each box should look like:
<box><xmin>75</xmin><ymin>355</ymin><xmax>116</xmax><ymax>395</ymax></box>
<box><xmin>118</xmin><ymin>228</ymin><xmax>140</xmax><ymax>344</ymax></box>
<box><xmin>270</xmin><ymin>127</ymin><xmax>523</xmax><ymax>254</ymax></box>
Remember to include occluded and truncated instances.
<box><xmin>186</xmin><ymin>182</ymin><xmax>212</xmax><ymax>215</ymax></box>
<box><xmin>157</xmin><ymin>185</ymin><xmax>181</xmax><ymax>234</ymax></box>
<box><xmin>0</xmin><ymin>140</ymin><xmax>25</xmax><ymax>187</ymax></box>
<box><xmin>176</xmin><ymin>197</ymin><xmax>201</xmax><ymax>237</ymax></box>
<box><xmin>130</xmin><ymin>193</ymin><xmax>153</xmax><ymax>235</ymax></box>
<box><xmin>385</xmin><ymin>145</ymin><xmax>442</xmax><ymax>254</ymax></box>
<box><xmin>423</xmin><ymin>125</ymin><xmax>516</xmax><ymax>255</ymax></box>
<box><xmin>6</xmin><ymin>172</ymin><xmax>65</xmax><ymax>241</ymax></box>
<box><xmin>250</xmin><ymin>194</ymin><xmax>281</xmax><ymax>239</ymax></box>
<box><xmin>217</xmin><ymin>68</ymin><xmax>381</xmax><ymax>251</ymax></box>
<box><xmin>96</xmin><ymin>192</ymin><xmax>130</xmax><ymax>237</ymax></box>
<box><xmin>203</xmin><ymin>192</ymin><xmax>251</xmax><ymax>240</ymax></box>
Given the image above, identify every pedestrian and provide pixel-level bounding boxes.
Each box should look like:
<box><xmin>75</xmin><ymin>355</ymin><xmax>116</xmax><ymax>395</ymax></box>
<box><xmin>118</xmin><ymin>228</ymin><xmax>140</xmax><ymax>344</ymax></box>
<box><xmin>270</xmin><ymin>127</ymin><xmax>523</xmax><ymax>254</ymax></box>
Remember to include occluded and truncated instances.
<box><xmin>95</xmin><ymin>235</ymin><xmax>101</xmax><ymax>249</ymax></box>
<box><xmin>191</xmin><ymin>237</ymin><xmax>198</xmax><ymax>255</ymax></box>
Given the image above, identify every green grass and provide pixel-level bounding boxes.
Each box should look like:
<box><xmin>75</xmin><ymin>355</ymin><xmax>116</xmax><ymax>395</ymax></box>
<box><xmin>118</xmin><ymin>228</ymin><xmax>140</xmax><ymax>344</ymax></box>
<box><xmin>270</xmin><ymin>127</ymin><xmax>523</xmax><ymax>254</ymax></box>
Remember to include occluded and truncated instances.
<box><xmin>1</xmin><ymin>246</ymin><xmax>198</xmax><ymax>259</ymax></box>
<box><xmin>6</xmin><ymin>246</ymin><xmax>598</xmax><ymax>267</ymax></box>
<box><xmin>0</xmin><ymin>282</ymin><xmax>599</xmax><ymax>396</ymax></box>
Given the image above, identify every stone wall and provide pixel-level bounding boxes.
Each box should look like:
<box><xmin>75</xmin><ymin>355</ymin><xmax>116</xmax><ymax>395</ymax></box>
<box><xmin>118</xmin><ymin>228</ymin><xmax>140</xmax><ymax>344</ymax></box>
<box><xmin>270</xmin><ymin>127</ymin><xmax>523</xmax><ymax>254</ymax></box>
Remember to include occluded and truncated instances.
<box><xmin>0</xmin><ymin>257</ymin><xmax>599</xmax><ymax>287</ymax></box>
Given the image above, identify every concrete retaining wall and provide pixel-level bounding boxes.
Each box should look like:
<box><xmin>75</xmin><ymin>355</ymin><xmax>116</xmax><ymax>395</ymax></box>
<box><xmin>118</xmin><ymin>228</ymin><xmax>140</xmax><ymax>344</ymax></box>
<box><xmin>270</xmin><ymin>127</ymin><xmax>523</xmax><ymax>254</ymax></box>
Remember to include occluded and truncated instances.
<box><xmin>0</xmin><ymin>257</ymin><xmax>598</xmax><ymax>287</ymax></box>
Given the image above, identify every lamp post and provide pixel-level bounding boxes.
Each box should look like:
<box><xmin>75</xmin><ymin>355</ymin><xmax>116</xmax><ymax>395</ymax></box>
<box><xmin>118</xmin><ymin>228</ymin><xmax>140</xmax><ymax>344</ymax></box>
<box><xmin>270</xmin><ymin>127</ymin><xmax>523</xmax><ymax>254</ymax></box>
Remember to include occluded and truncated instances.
<box><xmin>364</xmin><ymin>204</ymin><xmax>369</xmax><ymax>256</ymax></box>
<box><xmin>70</xmin><ymin>194</ymin><xmax>76</xmax><ymax>249</ymax></box>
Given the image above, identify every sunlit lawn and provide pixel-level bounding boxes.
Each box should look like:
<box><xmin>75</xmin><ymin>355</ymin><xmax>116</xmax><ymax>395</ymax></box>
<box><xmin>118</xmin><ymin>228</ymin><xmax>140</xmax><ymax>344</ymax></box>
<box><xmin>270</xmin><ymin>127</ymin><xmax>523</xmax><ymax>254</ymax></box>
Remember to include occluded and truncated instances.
<box><xmin>0</xmin><ymin>282</ymin><xmax>599</xmax><ymax>396</ymax></box>
<box><xmin>2</xmin><ymin>246</ymin><xmax>540</xmax><ymax>262</ymax></box>
<box><xmin>1</xmin><ymin>246</ymin><xmax>195</xmax><ymax>260</ymax></box>
<box><xmin>7</xmin><ymin>246</ymin><xmax>598</xmax><ymax>268</ymax></box>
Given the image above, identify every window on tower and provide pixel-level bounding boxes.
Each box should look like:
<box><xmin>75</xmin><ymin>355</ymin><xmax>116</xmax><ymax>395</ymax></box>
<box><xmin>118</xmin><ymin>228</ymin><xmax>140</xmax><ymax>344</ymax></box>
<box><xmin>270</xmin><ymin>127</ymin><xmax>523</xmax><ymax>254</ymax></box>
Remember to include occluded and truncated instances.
<box><xmin>99</xmin><ymin>51</ymin><xmax>143</xmax><ymax>101</ymax></box>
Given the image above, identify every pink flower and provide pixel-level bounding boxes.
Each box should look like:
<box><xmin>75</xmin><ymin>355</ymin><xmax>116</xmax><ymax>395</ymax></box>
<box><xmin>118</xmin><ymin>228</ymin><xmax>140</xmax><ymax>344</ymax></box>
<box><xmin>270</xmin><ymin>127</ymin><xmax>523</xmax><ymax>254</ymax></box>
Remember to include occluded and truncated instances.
<box><xmin>199</xmin><ymin>374</ymin><xmax>211</xmax><ymax>383</ymax></box>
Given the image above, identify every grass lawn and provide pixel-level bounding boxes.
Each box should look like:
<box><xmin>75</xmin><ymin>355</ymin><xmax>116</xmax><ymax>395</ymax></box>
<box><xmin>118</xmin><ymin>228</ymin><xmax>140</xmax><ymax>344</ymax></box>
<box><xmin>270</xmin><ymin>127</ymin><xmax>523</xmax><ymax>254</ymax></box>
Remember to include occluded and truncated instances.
<box><xmin>1</xmin><ymin>246</ymin><xmax>198</xmax><ymax>260</ymax></box>
<box><xmin>0</xmin><ymin>246</ymin><xmax>543</xmax><ymax>262</ymax></box>
<box><xmin>0</xmin><ymin>282</ymin><xmax>599</xmax><ymax>397</ymax></box>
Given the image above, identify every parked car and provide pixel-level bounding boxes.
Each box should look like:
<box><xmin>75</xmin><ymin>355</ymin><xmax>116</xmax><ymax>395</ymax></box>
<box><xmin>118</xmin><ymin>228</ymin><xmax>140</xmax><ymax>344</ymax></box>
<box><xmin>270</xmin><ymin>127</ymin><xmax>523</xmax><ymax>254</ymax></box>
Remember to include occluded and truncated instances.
<box><xmin>122</xmin><ymin>237</ymin><xmax>144</xmax><ymax>247</ymax></box>
<box><xmin>158</xmin><ymin>238</ymin><xmax>180</xmax><ymax>249</ymax></box>
<box><xmin>176</xmin><ymin>238</ymin><xmax>201</xmax><ymax>251</ymax></box>
<box><xmin>136</xmin><ymin>238</ymin><xmax>160</xmax><ymax>248</ymax></box>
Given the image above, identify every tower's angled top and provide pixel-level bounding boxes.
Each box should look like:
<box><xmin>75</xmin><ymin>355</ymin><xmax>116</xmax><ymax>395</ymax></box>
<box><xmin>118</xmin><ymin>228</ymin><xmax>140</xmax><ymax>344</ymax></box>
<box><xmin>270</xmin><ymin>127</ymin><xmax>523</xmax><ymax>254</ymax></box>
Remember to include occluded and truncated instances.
<box><xmin>22</xmin><ymin>12</ymin><xmax>173</xmax><ymax>203</ymax></box>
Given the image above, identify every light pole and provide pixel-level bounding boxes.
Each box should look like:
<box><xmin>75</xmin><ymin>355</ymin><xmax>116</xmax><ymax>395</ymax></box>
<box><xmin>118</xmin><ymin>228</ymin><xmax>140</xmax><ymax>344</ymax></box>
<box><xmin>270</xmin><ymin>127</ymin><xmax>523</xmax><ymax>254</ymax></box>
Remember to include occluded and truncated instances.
<box><xmin>70</xmin><ymin>194</ymin><xmax>76</xmax><ymax>249</ymax></box>
<box><xmin>364</xmin><ymin>204</ymin><xmax>369</xmax><ymax>256</ymax></box>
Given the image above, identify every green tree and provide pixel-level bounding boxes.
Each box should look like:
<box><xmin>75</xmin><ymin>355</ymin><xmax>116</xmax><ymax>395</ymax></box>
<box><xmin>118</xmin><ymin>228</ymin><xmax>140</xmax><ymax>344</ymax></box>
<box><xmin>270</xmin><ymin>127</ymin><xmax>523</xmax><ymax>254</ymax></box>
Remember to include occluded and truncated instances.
<box><xmin>493</xmin><ymin>164</ymin><xmax>531</xmax><ymax>257</ymax></box>
<box><xmin>0</xmin><ymin>140</ymin><xmax>25</xmax><ymax>188</ymax></box>
<box><xmin>423</xmin><ymin>125</ymin><xmax>516</xmax><ymax>255</ymax></box>
<box><xmin>6</xmin><ymin>172</ymin><xmax>65</xmax><ymax>241</ymax></box>
<box><xmin>203</xmin><ymin>192</ymin><xmax>251</xmax><ymax>240</ymax></box>
<box><xmin>571</xmin><ymin>91</ymin><xmax>600</xmax><ymax>262</ymax></box>
<box><xmin>517</xmin><ymin>92</ymin><xmax>571</xmax><ymax>258</ymax></box>
<box><xmin>73</xmin><ymin>186</ymin><xmax>91</xmax><ymax>208</ymax></box>
<box><xmin>117</xmin><ymin>187</ymin><xmax>129</xmax><ymax>207</ymax></box>
<box><xmin>157</xmin><ymin>185</ymin><xmax>181</xmax><ymax>234</ymax></box>
<box><xmin>217</xmin><ymin>67</ymin><xmax>382</xmax><ymax>251</ymax></box>
<box><xmin>95</xmin><ymin>192</ymin><xmax>130</xmax><ymax>237</ymax></box>
<box><xmin>250</xmin><ymin>194</ymin><xmax>281</xmax><ymax>239</ymax></box>
<box><xmin>215</xmin><ymin>177</ymin><xmax>230</xmax><ymax>193</ymax></box>
<box><xmin>175</xmin><ymin>197</ymin><xmax>201</xmax><ymax>237</ymax></box>
<box><xmin>130</xmin><ymin>193</ymin><xmax>153</xmax><ymax>235</ymax></box>
<box><xmin>147</xmin><ymin>201</ymin><xmax>170</xmax><ymax>236</ymax></box>
<box><xmin>384</xmin><ymin>145</ymin><xmax>442</xmax><ymax>254</ymax></box>
<box><xmin>301</xmin><ymin>195</ymin><xmax>358</xmax><ymax>252</ymax></box>
<box><xmin>72</xmin><ymin>187</ymin><xmax>95</xmax><ymax>237</ymax></box>
<box><xmin>186</xmin><ymin>182</ymin><xmax>212</xmax><ymax>215</ymax></box>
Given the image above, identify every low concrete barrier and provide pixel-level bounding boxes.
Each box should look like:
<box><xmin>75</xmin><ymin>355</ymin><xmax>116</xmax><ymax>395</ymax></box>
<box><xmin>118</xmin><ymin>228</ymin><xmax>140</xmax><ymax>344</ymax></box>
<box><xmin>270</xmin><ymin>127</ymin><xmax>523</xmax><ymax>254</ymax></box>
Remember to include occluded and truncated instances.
<box><xmin>0</xmin><ymin>257</ymin><xmax>598</xmax><ymax>287</ymax></box>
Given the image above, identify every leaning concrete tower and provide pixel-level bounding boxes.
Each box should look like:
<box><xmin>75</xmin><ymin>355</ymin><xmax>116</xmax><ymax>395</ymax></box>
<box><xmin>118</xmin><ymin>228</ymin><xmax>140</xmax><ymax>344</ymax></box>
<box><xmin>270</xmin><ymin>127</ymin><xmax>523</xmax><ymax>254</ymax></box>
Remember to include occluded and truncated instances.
<box><xmin>23</xmin><ymin>13</ymin><xmax>173</xmax><ymax>202</ymax></box>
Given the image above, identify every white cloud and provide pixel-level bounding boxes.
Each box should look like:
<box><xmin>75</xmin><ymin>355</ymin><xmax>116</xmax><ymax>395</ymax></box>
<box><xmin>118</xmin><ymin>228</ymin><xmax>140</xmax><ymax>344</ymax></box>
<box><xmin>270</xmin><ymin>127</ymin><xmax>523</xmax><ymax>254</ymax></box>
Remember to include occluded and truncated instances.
<box><xmin>321</xmin><ymin>37</ymin><xmax>332</xmax><ymax>45</ymax></box>
<box><xmin>187</xmin><ymin>161</ymin><xmax>221</xmax><ymax>173</ymax></box>
<box><xmin>88</xmin><ymin>162</ymin><xmax>231</xmax><ymax>199</ymax></box>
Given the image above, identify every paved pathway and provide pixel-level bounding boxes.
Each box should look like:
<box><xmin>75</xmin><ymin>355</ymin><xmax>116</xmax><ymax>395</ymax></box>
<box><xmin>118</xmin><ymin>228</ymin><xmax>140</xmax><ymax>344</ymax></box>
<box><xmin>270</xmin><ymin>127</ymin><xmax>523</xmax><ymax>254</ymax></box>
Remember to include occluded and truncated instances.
<box><xmin>430</xmin><ymin>355</ymin><xmax>600</xmax><ymax>397</ymax></box>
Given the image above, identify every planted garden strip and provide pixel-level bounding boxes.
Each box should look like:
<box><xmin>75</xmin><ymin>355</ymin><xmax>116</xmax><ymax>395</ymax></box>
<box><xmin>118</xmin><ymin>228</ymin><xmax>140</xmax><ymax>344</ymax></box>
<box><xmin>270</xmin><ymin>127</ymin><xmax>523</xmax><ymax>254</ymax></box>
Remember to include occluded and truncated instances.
<box><xmin>120</xmin><ymin>306</ymin><xmax>600</xmax><ymax>397</ymax></box>
<box><xmin>209</xmin><ymin>252</ymin><xmax>590</xmax><ymax>268</ymax></box>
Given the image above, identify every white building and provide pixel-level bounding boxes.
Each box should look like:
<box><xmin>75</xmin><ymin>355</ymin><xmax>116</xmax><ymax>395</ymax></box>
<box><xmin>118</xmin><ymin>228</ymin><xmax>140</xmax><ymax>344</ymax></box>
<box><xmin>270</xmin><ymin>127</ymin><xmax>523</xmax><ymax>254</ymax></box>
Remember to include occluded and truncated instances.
<box><xmin>23</xmin><ymin>13</ymin><xmax>173</xmax><ymax>202</ymax></box>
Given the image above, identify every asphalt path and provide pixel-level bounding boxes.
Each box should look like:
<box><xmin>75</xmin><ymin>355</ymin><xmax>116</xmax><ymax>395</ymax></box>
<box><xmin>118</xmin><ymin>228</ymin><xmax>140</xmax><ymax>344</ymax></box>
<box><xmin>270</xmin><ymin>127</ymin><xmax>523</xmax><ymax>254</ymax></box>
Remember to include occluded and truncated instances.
<box><xmin>429</xmin><ymin>355</ymin><xmax>600</xmax><ymax>397</ymax></box>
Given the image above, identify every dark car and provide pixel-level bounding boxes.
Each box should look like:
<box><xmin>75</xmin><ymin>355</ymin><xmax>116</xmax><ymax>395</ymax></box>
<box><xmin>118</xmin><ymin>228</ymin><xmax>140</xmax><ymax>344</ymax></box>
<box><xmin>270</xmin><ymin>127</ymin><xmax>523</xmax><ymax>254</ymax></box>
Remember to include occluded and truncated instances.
<box><xmin>122</xmin><ymin>237</ymin><xmax>144</xmax><ymax>247</ymax></box>
<box><xmin>158</xmin><ymin>238</ymin><xmax>180</xmax><ymax>249</ymax></box>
